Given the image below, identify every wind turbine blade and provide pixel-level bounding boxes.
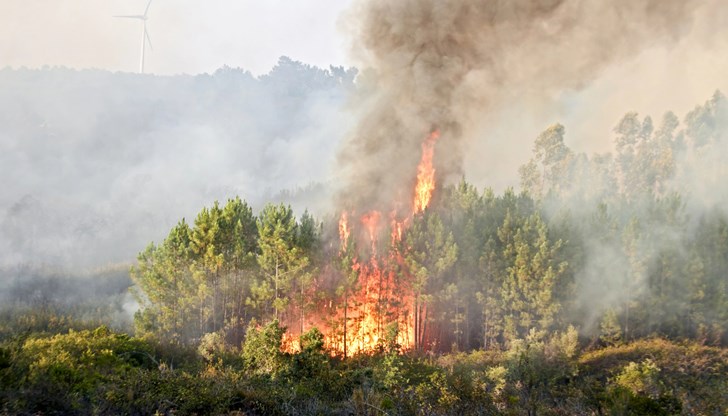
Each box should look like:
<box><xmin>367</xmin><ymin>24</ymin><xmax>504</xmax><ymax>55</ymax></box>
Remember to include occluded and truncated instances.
<box><xmin>145</xmin><ymin>27</ymin><xmax>153</xmax><ymax>51</ymax></box>
<box><xmin>143</xmin><ymin>0</ymin><xmax>153</xmax><ymax>18</ymax></box>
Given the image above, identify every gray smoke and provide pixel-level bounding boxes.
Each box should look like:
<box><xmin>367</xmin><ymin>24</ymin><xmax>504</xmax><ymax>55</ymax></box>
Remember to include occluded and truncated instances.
<box><xmin>336</xmin><ymin>0</ymin><xmax>704</xmax><ymax>212</ymax></box>
<box><xmin>0</xmin><ymin>61</ymin><xmax>355</xmax><ymax>271</ymax></box>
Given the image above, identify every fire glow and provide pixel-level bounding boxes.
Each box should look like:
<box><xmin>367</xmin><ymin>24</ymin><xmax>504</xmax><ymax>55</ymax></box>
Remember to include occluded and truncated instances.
<box><xmin>286</xmin><ymin>130</ymin><xmax>440</xmax><ymax>356</ymax></box>
<box><xmin>414</xmin><ymin>130</ymin><xmax>440</xmax><ymax>214</ymax></box>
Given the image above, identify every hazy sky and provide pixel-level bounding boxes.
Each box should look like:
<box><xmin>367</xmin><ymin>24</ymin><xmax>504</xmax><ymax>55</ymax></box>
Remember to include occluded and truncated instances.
<box><xmin>4</xmin><ymin>0</ymin><xmax>728</xmax><ymax>189</ymax></box>
<box><xmin>0</xmin><ymin>0</ymin><xmax>354</xmax><ymax>75</ymax></box>
<box><xmin>2</xmin><ymin>0</ymin><xmax>728</xmax><ymax>272</ymax></box>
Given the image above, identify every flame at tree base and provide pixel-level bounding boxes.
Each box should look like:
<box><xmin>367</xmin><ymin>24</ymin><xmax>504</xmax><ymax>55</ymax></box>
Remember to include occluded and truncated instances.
<box><xmin>324</xmin><ymin>210</ymin><xmax>415</xmax><ymax>356</ymax></box>
<box><xmin>283</xmin><ymin>130</ymin><xmax>440</xmax><ymax>356</ymax></box>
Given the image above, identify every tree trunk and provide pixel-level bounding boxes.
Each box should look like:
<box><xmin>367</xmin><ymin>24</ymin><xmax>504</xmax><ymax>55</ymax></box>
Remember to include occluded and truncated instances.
<box><xmin>483</xmin><ymin>306</ymin><xmax>489</xmax><ymax>350</ymax></box>
<box><xmin>377</xmin><ymin>265</ymin><xmax>383</xmax><ymax>342</ymax></box>
<box><xmin>300</xmin><ymin>282</ymin><xmax>305</xmax><ymax>337</ymax></box>
<box><xmin>414</xmin><ymin>297</ymin><xmax>420</xmax><ymax>351</ymax></box>
<box><xmin>274</xmin><ymin>259</ymin><xmax>280</xmax><ymax>321</ymax></box>
<box><xmin>212</xmin><ymin>273</ymin><xmax>218</xmax><ymax>332</ymax></box>
<box><xmin>420</xmin><ymin>302</ymin><xmax>427</xmax><ymax>351</ymax></box>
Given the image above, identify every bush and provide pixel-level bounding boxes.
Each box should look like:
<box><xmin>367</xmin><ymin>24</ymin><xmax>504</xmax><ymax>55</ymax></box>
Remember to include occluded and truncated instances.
<box><xmin>3</xmin><ymin>326</ymin><xmax>153</xmax><ymax>414</ymax></box>
<box><xmin>241</xmin><ymin>319</ymin><xmax>288</xmax><ymax>378</ymax></box>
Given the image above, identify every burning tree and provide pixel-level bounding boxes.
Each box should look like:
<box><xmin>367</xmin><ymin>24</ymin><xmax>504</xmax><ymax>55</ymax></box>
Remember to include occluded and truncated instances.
<box><xmin>315</xmin><ymin>129</ymin><xmax>452</xmax><ymax>355</ymax></box>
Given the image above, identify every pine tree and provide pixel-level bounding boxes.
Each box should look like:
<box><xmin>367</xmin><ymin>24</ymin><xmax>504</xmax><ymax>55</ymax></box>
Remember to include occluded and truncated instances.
<box><xmin>403</xmin><ymin>210</ymin><xmax>458</xmax><ymax>352</ymax></box>
<box><xmin>254</xmin><ymin>204</ymin><xmax>308</xmax><ymax>322</ymax></box>
<box><xmin>499</xmin><ymin>212</ymin><xmax>566</xmax><ymax>343</ymax></box>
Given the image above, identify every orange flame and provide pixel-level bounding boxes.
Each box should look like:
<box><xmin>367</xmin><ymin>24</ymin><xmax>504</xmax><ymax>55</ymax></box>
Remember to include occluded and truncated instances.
<box><xmin>326</xmin><ymin>209</ymin><xmax>414</xmax><ymax>356</ymax></box>
<box><xmin>361</xmin><ymin>211</ymin><xmax>382</xmax><ymax>252</ymax></box>
<box><xmin>413</xmin><ymin>130</ymin><xmax>440</xmax><ymax>214</ymax></box>
<box><xmin>339</xmin><ymin>211</ymin><xmax>350</xmax><ymax>251</ymax></box>
<box><xmin>390</xmin><ymin>211</ymin><xmax>406</xmax><ymax>245</ymax></box>
<box><xmin>283</xmin><ymin>131</ymin><xmax>440</xmax><ymax>356</ymax></box>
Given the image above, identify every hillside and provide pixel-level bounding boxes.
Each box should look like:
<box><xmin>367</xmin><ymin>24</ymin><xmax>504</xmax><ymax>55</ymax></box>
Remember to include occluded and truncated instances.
<box><xmin>0</xmin><ymin>60</ymin><xmax>355</xmax><ymax>271</ymax></box>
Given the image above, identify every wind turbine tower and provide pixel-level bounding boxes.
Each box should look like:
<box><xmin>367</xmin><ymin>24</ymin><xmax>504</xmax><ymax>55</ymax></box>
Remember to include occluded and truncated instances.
<box><xmin>115</xmin><ymin>0</ymin><xmax>154</xmax><ymax>73</ymax></box>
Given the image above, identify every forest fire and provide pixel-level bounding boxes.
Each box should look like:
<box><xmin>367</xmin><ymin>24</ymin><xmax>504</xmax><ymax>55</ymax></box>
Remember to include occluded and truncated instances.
<box><xmin>312</xmin><ymin>129</ymin><xmax>441</xmax><ymax>356</ymax></box>
<box><xmin>414</xmin><ymin>130</ymin><xmax>440</xmax><ymax>213</ymax></box>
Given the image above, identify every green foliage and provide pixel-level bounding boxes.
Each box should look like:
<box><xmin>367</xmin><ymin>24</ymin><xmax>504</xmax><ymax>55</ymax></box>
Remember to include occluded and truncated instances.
<box><xmin>130</xmin><ymin>198</ymin><xmax>261</xmax><ymax>347</ymax></box>
<box><xmin>1</xmin><ymin>322</ymin><xmax>725</xmax><ymax>415</ymax></box>
<box><xmin>500</xmin><ymin>212</ymin><xmax>567</xmax><ymax>342</ymax></box>
<box><xmin>197</xmin><ymin>330</ymin><xmax>226</xmax><ymax>362</ymax></box>
<box><xmin>403</xmin><ymin>210</ymin><xmax>458</xmax><ymax>351</ymax></box>
<box><xmin>600</xmin><ymin>308</ymin><xmax>623</xmax><ymax>346</ymax></box>
<box><xmin>28</xmin><ymin>90</ymin><xmax>727</xmax><ymax>413</ymax></box>
<box><xmin>520</xmin><ymin>123</ymin><xmax>573</xmax><ymax>198</ymax></box>
<box><xmin>613</xmin><ymin>358</ymin><xmax>662</xmax><ymax>398</ymax></box>
<box><xmin>299</xmin><ymin>326</ymin><xmax>325</xmax><ymax>353</ymax></box>
<box><xmin>291</xmin><ymin>328</ymin><xmax>330</xmax><ymax>395</ymax></box>
<box><xmin>253</xmin><ymin>203</ymin><xmax>310</xmax><ymax>322</ymax></box>
<box><xmin>606</xmin><ymin>359</ymin><xmax>682</xmax><ymax>415</ymax></box>
<box><xmin>377</xmin><ymin>351</ymin><xmax>407</xmax><ymax>390</ymax></box>
<box><xmin>383</xmin><ymin>321</ymin><xmax>401</xmax><ymax>354</ymax></box>
<box><xmin>1</xmin><ymin>326</ymin><xmax>153</xmax><ymax>414</ymax></box>
<box><xmin>241</xmin><ymin>319</ymin><xmax>287</xmax><ymax>378</ymax></box>
<box><xmin>580</xmin><ymin>338</ymin><xmax>728</xmax><ymax>415</ymax></box>
<box><xmin>502</xmin><ymin>327</ymin><xmax>579</xmax><ymax>414</ymax></box>
<box><xmin>127</xmin><ymin>93</ymin><xmax>728</xmax><ymax>356</ymax></box>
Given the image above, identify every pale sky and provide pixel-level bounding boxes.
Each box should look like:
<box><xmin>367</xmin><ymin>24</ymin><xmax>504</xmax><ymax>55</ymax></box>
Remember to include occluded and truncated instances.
<box><xmin>0</xmin><ymin>0</ymin><xmax>354</xmax><ymax>75</ymax></box>
<box><xmin>4</xmin><ymin>0</ymin><xmax>728</xmax><ymax>186</ymax></box>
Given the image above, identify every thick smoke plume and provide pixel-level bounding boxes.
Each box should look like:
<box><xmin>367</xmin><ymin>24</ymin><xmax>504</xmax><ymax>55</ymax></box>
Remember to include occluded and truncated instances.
<box><xmin>337</xmin><ymin>0</ymin><xmax>702</xmax><ymax>211</ymax></box>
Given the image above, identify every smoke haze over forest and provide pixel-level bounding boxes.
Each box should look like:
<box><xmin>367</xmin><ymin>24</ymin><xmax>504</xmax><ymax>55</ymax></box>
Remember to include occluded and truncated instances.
<box><xmin>0</xmin><ymin>62</ymin><xmax>356</xmax><ymax>270</ymax></box>
<box><xmin>337</xmin><ymin>0</ymin><xmax>728</xmax><ymax>195</ymax></box>
<box><xmin>3</xmin><ymin>3</ymin><xmax>728</xmax><ymax>414</ymax></box>
<box><xmin>2</xmin><ymin>0</ymin><xmax>728</xmax><ymax>334</ymax></box>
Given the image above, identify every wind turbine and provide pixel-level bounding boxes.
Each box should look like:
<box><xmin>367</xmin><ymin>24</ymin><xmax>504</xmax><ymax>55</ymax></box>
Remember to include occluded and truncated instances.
<box><xmin>115</xmin><ymin>0</ymin><xmax>154</xmax><ymax>73</ymax></box>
